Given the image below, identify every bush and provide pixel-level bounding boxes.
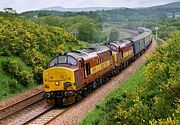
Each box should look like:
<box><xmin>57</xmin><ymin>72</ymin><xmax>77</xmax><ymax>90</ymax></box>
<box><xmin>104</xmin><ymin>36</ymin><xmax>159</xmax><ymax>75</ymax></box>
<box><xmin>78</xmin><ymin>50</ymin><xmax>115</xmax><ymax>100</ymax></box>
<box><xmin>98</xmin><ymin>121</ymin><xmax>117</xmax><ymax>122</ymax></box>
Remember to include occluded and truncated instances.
<box><xmin>3</xmin><ymin>59</ymin><xmax>34</xmax><ymax>86</ymax></box>
<box><xmin>8</xmin><ymin>79</ymin><xmax>22</xmax><ymax>94</ymax></box>
<box><xmin>114</xmin><ymin>31</ymin><xmax>180</xmax><ymax>124</ymax></box>
<box><xmin>0</xmin><ymin>15</ymin><xmax>86</xmax><ymax>89</ymax></box>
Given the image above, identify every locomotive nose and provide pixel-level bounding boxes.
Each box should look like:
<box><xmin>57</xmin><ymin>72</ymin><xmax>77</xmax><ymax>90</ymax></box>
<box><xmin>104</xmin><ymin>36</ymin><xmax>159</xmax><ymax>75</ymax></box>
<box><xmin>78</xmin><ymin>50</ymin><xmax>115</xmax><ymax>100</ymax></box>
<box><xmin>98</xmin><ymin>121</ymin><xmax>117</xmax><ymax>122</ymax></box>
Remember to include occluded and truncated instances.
<box><xmin>43</xmin><ymin>67</ymin><xmax>76</xmax><ymax>92</ymax></box>
<box><xmin>48</xmin><ymin>71</ymin><xmax>66</xmax><ymax>81</ymax></box>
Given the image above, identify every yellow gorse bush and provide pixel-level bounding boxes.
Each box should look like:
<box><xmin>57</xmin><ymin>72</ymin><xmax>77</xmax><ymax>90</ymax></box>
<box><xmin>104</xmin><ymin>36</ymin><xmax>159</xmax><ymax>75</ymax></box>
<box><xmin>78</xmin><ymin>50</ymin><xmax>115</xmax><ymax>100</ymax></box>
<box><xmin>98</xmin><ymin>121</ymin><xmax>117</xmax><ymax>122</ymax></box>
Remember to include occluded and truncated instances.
<box><xmin>115</xmin><ymin>31</ymin><xmax>180</xmax><ymax>124</ymax></box>
<box><xmin>0</xmin><ymin>16</ymin><xmax>85</xmax><ymax>85</ymax></box>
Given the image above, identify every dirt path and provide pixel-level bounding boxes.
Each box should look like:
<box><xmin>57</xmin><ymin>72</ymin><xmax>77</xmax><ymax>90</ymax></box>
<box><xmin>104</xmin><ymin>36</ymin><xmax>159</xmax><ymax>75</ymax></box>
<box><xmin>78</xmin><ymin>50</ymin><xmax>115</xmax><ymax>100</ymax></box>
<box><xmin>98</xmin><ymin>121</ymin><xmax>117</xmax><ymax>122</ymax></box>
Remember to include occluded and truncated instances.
<box><xmin>48</xmin><ymin>40</ymin><xmax>156</xmax><ymax>125</ymax></box>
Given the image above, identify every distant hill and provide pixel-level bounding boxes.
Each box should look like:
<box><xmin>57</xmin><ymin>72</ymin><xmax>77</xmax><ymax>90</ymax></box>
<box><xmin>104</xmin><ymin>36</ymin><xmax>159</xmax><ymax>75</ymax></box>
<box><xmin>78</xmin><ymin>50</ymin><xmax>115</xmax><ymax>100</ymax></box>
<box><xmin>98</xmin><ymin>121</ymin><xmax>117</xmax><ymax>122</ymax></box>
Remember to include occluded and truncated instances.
<box><xmin>21</xmin><ymin>1</ymin><xmax>180</xmax><ymax>20</ymax></box>
<box><xmin>150</xmin><ymin>1</ymin><xmax>180</xmax><ymax>9</ymax></box>
<box><xmin>40</xmin><ymin>2</ymin><xmax>180</xmax><ymax>12</ymax></box>
<box><xmin>41</xmin><ymin>6</ymin><xmax>119</xmax><ymax>12</ymax></box>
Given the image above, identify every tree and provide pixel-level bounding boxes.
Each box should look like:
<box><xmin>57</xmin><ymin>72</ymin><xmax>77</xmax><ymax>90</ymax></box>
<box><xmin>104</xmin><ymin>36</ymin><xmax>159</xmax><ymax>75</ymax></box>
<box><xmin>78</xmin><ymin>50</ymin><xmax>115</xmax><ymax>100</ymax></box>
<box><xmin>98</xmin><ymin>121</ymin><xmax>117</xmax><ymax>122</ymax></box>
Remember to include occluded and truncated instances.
<box><xmin>77</xmin><ymin>21</ymin><xmax>97</xmax><ymax>43</ymax></box>
<box><xmin>3</xmin><ymin>8</ymin><xmax>17</xmax><ymax>14</ymax></box>
<box><xmin>109</xmin><ymin>29</ymin><xmax>120</xmax><ymax>42</ymax></box>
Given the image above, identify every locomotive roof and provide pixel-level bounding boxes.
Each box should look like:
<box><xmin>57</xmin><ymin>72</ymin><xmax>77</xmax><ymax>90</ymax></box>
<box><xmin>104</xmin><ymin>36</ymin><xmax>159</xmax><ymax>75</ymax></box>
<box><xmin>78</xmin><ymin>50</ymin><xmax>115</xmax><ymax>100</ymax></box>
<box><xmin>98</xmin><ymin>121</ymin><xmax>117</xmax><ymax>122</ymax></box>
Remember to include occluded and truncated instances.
<box><xmin>131</xmin><ymin>31</ymin><xmax>151</xmax><ymax>42</ymax></box>
<box><xmin>138</xmin><ymin>27</ymin><xmax>152</xmax><ymax>33</ymax></box>
<box><xmin>110</xmin><ymin>39</ymin><xmax>131</xmax><ymax>48</ymax></box>
<box><xmin>64</xmin><ymin>46</ymin><xmax>110</xmax><ymax>60</ymax></box>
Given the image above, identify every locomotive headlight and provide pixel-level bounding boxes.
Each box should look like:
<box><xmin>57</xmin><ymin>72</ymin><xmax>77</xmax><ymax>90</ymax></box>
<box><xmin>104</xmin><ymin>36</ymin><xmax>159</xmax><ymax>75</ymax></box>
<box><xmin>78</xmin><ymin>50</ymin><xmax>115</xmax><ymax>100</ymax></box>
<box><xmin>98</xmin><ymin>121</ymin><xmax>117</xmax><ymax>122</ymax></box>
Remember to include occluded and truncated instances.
<box><xmin>55</xmin><ymin>82</ymin><xmax>59</xmax><ymax>86</ymax></box>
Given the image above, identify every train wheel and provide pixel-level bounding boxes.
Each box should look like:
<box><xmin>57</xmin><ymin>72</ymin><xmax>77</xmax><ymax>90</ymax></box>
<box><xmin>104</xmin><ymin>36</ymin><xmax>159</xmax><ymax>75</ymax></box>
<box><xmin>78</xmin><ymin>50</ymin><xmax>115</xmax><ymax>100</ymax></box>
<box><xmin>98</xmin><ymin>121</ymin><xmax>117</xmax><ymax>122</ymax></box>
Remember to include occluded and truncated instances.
<box><xmin>63</xmin><ymin>96</ymin><xmax>76</xmax><ymax>105</ymax></box>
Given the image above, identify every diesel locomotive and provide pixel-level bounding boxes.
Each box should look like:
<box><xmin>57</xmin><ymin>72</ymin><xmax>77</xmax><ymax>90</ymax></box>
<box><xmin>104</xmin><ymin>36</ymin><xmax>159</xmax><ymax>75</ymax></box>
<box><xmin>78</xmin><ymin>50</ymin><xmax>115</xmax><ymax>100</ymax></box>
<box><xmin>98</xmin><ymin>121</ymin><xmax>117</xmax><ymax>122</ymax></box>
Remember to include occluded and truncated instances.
<box><xmin>43</xmin><ymin>27</ymin><xmax>152</xmax><ymax>105</ymax></box>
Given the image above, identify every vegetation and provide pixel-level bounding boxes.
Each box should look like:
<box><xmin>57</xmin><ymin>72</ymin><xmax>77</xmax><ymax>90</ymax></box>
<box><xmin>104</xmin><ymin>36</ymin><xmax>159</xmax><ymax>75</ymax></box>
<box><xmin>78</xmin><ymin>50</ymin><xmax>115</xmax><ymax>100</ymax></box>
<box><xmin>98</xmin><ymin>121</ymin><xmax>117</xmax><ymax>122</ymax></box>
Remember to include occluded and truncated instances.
<box><xmin>20</xmin><ymin>2</ymin><xmax>180</xmax><ymax>43</ymax></box>
<box><xmin>31</xmin><ymin>15</ymin><xmax>106</xmax><ymax>43</ymax></box>
<box><xmin>21</xmin><ymin>2</ymin><xmax>180</xmax><ymax>21</ymax></box>
<box><xmin>0</xmin><ymin>13</ymin><xmax>86</xmax><ymax>99</ymax></box>
<box><xmin>79</xmin><ymin>65</ymin><xmax>146</xmax><ymax>125</ymax></box>
<box><xmin>114</xmin><ymin>32</ymin><xmax>180</xmax><ymax>125</ymax></box>
<box><xmin>79</xmin><ymin>31</ymin><xmax>180</xmax><ymax>124</ymax></box>
<box><xmin>102</xmin><ymin>19</ymin><xmax>180</xmax><ymax>44</ymax></box>
<box><xmin>109</xmin><ymin>29</ymin><xmax>120</xmax><ymax>42</ymax></box>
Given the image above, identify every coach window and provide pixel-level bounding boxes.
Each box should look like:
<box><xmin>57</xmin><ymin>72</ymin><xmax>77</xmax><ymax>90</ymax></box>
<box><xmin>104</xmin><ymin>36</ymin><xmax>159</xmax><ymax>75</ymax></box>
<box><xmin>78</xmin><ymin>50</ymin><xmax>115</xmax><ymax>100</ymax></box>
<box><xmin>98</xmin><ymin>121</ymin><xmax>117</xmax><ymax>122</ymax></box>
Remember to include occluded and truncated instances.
<box><xmin>86</xmin><ymin>63</ymin><xmax>91</xmax><ymax>76</ymax></box>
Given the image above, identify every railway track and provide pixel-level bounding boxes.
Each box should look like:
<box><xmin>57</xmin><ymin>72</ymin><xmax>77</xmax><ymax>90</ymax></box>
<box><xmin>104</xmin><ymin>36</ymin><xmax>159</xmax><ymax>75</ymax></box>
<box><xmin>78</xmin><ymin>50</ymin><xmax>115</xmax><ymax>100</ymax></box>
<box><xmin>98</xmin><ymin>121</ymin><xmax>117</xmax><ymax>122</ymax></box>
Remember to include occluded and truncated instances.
<box><xmin>26</xmin><ymin>98</ymin><xmax>85</xmax><ymax>125</ymax></box>
<box><xmin>7</xmin><ymin>102</ymin><xmax>54</xmax><ymax>125</ymax></box>
<box><xmin>27</xmin><ymin>88</ymin><xmax>104</xmax><ymax>125</ymax></box>
<box><xmin>0</xmin><ymin>88</ymin><xmax>69</xmax><ymax>125</ymax></box>
<box><xmin>26</xmin><ymin>106</ymin><xmax>68</xmax><ymax>125</ymax></box>
<box><xmin>0</xmin><ymin>90</ymin><xmax>44</xmax><ymax>125</ymax></box>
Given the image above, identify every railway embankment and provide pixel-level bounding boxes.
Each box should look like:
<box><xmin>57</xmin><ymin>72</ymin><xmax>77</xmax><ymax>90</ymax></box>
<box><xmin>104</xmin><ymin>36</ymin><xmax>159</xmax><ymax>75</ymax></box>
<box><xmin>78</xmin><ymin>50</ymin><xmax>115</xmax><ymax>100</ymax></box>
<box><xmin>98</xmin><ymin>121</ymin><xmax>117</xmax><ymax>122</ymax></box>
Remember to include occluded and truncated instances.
<box><xmin>80</xmin><ymin>32</ymin><xmax>180</xmax><ymax>125</ymax></box>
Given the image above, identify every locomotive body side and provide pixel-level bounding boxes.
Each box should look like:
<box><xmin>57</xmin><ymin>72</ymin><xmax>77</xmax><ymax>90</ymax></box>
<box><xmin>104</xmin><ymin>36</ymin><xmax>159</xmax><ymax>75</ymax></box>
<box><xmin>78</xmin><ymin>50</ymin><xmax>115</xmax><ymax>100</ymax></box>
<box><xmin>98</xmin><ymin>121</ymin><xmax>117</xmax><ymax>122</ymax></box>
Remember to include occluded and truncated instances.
<box><xmin>107</xmin><ymin>40</ymin><xmax>134</xmax><ymax>67</ymax></box>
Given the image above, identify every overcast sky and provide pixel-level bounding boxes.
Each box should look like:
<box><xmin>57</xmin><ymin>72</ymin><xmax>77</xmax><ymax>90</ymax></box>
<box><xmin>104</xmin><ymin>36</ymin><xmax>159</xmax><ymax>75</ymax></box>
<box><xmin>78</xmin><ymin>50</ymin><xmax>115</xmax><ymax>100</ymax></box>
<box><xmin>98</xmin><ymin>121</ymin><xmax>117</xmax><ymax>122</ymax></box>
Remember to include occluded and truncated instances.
<box><xmin>0</xmin><ymin>0</ymin><xmax>179</xmax><ymax>13</ymax></box>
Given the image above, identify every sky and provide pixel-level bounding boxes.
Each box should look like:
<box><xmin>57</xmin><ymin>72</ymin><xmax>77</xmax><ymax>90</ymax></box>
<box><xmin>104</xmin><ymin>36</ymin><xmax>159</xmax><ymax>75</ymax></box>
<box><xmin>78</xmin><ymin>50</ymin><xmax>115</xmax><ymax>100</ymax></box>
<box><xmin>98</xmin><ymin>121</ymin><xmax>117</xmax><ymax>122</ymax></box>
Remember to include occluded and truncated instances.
<box><xmin>0</xmin><ymin>0</ymin><xmax>179</xmax><ymax>13</ymax></box>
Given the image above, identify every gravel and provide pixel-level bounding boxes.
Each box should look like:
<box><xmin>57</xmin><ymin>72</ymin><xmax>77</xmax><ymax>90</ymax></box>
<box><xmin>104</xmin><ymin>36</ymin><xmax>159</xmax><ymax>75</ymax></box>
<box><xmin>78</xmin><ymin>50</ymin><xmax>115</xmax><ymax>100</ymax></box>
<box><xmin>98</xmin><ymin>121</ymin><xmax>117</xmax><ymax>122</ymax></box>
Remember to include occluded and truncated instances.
<box><xmin>48</xmin><ymin>40</ymin><xmax>156</xmax><ymax>125</ymax></box>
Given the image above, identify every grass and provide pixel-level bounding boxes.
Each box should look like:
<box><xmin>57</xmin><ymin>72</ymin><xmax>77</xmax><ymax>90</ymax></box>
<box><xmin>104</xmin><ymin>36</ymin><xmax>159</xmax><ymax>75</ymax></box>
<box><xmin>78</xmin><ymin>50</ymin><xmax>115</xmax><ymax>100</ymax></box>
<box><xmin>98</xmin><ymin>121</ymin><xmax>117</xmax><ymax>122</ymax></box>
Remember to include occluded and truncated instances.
<box><xmin>0</xmin><ymin>56</ymin><xmax>39</xmax><ymax>100</ymax></box>
<box><xmin>79</xmin><ymin>64</ymin><xmax>146</xmax><ymax>125</ymax></box>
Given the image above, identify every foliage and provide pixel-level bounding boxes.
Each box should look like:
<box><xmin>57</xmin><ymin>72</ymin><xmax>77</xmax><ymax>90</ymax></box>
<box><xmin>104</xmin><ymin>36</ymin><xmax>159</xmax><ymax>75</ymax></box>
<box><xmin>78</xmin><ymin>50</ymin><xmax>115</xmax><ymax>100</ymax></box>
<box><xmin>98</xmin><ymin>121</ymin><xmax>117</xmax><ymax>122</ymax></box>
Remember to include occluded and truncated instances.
<box><xmin>3</xmin><ymin>8</ymin><xmax>17</xmax><ymax>14</ymax></box>
<box><xmin>31</xmin><ymin>15</ymin><xmax>106</xmax><ymax>43</ymax></box>
<box><xmin>3</xmin><ymin>59</ymin><xmax>34</xmax><ymax>87</ymax></box>
<box><xmin>79</xmin><ymin>65</ymin><xmax>146</xmax><ymax>125</ymax></box>
<box><xmin>102</xmin><ymin>19</ymin><xmax>180</xmax><ymax>43</ymax></box>
<box><xmin>109</xmin><ymin>29</ymin><xmax>120</xmax><ymax>42</ymax></box>
<box><xmin>0</xmin><ymin>14</ymin><xmax>85</xmax><ymax>99</ymax></box>
<box><xmin>21</xmin><ymin>2</ymin><xmax>180</xmax><ymax>21</ymax></box>
<box><xmin>115</xmin><ymin>31</ymin><xmax>180</xmax><ymax>124</ymax></box>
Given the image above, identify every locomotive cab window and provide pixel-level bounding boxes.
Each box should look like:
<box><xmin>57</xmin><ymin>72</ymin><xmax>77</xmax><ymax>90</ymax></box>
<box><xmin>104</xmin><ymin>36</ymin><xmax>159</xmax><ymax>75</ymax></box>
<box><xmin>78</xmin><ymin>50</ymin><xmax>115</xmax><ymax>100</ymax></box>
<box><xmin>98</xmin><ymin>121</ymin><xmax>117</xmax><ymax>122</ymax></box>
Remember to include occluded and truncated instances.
<box><xmin>49</xmin><ymin>58</ymin><xmax>58</xmax><ymax>67</ymax></box>
<box><xmin>58</xmin><ymin>56</ymin><xmax>66</xmax><ymax>64</ymax></box>
<box><xmin>67</xmin><ymin>56</ymin><xmax>77</xmax><ymax>65</ymax></box>
<box><xmin>49</xmin><ymin>55</ymin><xmax>77</xmax><ymax>67</ymax></box>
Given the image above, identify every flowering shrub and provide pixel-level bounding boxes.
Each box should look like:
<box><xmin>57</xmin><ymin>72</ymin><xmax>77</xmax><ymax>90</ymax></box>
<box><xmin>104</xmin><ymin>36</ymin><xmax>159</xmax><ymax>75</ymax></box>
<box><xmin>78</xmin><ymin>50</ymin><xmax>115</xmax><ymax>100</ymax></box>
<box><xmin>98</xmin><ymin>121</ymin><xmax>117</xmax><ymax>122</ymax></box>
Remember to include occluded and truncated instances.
<box><xmin>114</xmin><ymin>32</ymin><xmax>180</xmax><ymax>124</ymax></box>
<box><xmin>3</xmin><ymin>59</ymin><xmax>34</xmax><ymax>86</ymax></box>
<box><xmin>0</xmin><ymin>16</ymin><xmax>85</xmax><ymax>85</ymax></box>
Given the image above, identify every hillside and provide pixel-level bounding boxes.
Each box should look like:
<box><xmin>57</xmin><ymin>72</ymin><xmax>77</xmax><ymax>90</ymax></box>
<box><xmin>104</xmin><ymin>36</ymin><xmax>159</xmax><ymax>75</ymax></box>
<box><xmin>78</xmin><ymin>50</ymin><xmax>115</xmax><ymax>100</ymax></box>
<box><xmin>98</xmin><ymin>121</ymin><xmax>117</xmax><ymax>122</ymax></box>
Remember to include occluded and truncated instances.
<box><xmin>40</xmin><ymin>2</ymin><xmax>180</xmax><ymax>12</ymax></box>
<box><xmin>0</xmin><ymin>14</ymin><xmax>86</xmax><ymax>99</ymax></box>
<box><xmin>151</xmin><ymin>1</ymin><xmax>180</xmax><ymax>8</ymax></box>
<box><xmin>41</xmin><ymin>6</ymin><xmax>117</xmax><ymax>12</ymax></box>
<box><xmin>21</xmin><ymin>1</ymin><xmax>180</xmax><ymax>21</ymax></box>
<box><xmin>31</xmin><ymin>15</ymin><xmax>106</xmax><ymax>43</ymax></box>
